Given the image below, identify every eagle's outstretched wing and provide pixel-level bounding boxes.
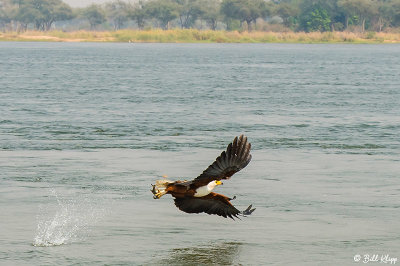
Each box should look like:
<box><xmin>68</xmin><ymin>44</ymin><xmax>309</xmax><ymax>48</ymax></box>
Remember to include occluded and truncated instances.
<box><xmin>192</xmin><ymin>135</ymin><xmax>251</xmax><ymax>187</ymax></box>
<box><xmin>174</xmin><ymin>192</ymin><xmax>241</xmax><ymax>219</ymax></box>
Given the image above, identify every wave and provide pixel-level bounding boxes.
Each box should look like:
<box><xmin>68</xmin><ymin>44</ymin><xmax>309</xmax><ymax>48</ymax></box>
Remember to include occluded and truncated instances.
<box><xmin>33</xmin><ymin>188</ymin><xmax>107</xmax><ymax>247</ymax></box>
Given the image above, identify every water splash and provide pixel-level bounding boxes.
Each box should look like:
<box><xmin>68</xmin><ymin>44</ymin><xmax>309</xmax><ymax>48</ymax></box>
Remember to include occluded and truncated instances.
<box><xmin>33</xmin><ymin>189</ymin><xmax>106</xmax><ymax>247</ymax></box>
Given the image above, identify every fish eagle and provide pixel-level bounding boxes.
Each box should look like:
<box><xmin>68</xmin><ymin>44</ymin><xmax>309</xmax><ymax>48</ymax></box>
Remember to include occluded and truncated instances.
<box><xmin>151</xmin><ymin>135</ymin><xmax>255</xmax><ymax>219</ymax></box>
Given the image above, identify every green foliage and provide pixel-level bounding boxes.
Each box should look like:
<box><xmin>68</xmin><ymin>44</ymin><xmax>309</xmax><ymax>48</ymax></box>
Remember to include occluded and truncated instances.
<box><xmin>83</xmin><ymin>4</ymin><xmax>106</xmax><ymax>30</ymax></box>
<box><xmin>383</xmin><ymin>0</ymin><xmax>400</xmax><ymax>28</ymax></box>
<box><xmin>0</xmin><ymin>0</ymin><xmax>400</xmax><ymax>33</ymax></box>
<box><xmin>199</xmin><ymin>0</ymin><xmax>222</xmax><ymax>30</ymax></box>
<box><xmin>105</xmin><ymin>0</ymin><xmax>129</xmax><ymax>30</ymax></box>
<box><xmin>332</xmin><ymin>22</ymin><xmax>344</xmax><ymax>31</ymax></box>
<box><xmin>12</xmin><ymin>0</ymin><xmax>73</xmax><ymax>31</ymax></box>
<box><xmin>173</xmin><ymin>0</ymin><xmax>205</xmax><ymax>29</ymax></box>
<box><xmin>338</xmin><ymin>0</ymin><xmax>376</xmax><ymax>32</ymax></box>
<box><xmin>145</xmin><ymin>0</ymin><xmax>179</xmax><ymax>29</ymax></box>
<box><xmin>0</xmin><ymin>0</ymin><xmax>16</xmax><ymax>28</ymax></box>
<box><xmin>224</xmin><ymin>18</ymin><xmax>241</xmax><ymax>31</ymax></box>
<box><xmin>220</xmin><ymin>0</ymin><xmax>268</xmax><ymax>31</ymax></box>
<box><xmin>127</xmin><ymin>1</ymin><xmax>147</xmax><ymax>30</ymax></box>
<box><xmin>275</xmin><ymin>2</ymin><xmax>300</xmax><ymax>29</ymax></box>
<box><xmin>301</xmin><ymin>7</ymin><xmax>331</xmax><ymax>32</ymax></box>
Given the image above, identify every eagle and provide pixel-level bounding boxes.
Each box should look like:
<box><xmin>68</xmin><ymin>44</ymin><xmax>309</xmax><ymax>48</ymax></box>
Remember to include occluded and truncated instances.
<box><xmin>151</xmin><ymin>135</ymin><xmax>255</xmax><ymax>219</ymax></box>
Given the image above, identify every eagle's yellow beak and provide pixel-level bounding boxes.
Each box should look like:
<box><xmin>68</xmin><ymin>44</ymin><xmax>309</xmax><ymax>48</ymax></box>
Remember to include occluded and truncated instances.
<box><xmin>215</xmin><ymin>180</ymin><xmax>223</xmax><ymax>185</ymax></box>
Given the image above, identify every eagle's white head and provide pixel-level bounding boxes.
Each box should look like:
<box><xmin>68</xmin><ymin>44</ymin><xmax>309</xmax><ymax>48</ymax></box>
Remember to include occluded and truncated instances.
<box><xmin>211</xmin><ymin>180</ymin><xmax>223</xmax><ymax>187</ymax></box>
<box><xmin>194</xmin><ymin>180</ymin><xmax>223</xmax><ymax>197</ymax></box>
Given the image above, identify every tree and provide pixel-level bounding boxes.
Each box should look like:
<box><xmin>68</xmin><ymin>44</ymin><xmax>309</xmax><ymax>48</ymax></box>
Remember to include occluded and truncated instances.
<box><xmin>174</xmin><ymin>0</ymin><xmax>204</xmax><ymax>29</ymax></box>
<box><xmin>1</xmin><ymin>0</ymin><xmax>399</xmax><ymax>33</ymax></box>
<box><xmin>373</xmin><ymin>1</ymin><xmax>390</xmax><ymax>31</ymax></box>
<box><xmin>13</xmin><ymin>0</ymin><xmax>73</xmax><ymax>31</ymax></box>
<box><xmin>376</xmin><ymin>0</ymin><xmax>400</xmax><ymax>30</ymax></box>
<box><xmin>275</xmin><ymin>2</ymin><xmax>300</xmax><ymax>29</ymax></box>
<box><xmin>298</xmin><ymin>1</ymin><xmax>334</xmax><ymax>32</ymax></box>
<box><xmin>220</xmin><ymin>0</ymin><xmax>240</xmax><ymax>30</ymax></box>
<box><xmin>297</xmin><ymin>0</ymin><xmax>346</xmax><ymax>31</ymax></box>
<box><xmin>338</xmin><ymin>0</ymin><xmax>375</xmax><ymax>32</ymax></box>
<box><xmin>145</xmin><ymin>0</ymin><xmax>179</xmax><ymax>30</ymax></box>
<box><xmin>15</xmin><ymin>3</ymin><xmax>39</xmax><ymax>31</ymax></box>
<box><xmin>0</xmin><ymin>0</ymin><xmax>16</xmax><ymax>31</ymax></box>
<box><xmin>105</xmin><ymin>0</ymin><xmax>128</xmax><ymax>30</ymax></box>
<box><xmin>392</xmin><ymin>0</ymin><xmax>400</xmax><ymax>27</ymax></box>
<box><xmin>35</xmin><ymin>0</ymin><xmax>73</xmax><ymax>30</ymax></box>
<box><xmin>300</xmin><ymin>6</ymin><xmax>331</xmax><ymax>32</ymax></box>
<box><xmin>127</xmin><ymin>0</ymin><xmax>147</xmax><ymax>30</ymax></box>
<box><xmin>246</xmin><ymin>0</ymin><xmax>269</xmax><ymax>30</ymax></box>
<box><xmin>199</xmin><ymin>0</ymin><xmax>222</xmax><ymax>30</ymax></box>
<box><xmin>83</xmin><ymin>4</ymin><xmax>106</xmax><ymax>30</ymax></box>
<box><xmin>220</xmin><ymin>0</ymin><xmax>267</xmax><ymax>31</ymax></box>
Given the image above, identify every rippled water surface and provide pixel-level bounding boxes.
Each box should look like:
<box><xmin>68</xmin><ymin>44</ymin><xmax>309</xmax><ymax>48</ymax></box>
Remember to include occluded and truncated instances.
<box><xmin>1</xmin><ymin>42</ymin><xmax>399</xmax><ymax>265</ymax></box>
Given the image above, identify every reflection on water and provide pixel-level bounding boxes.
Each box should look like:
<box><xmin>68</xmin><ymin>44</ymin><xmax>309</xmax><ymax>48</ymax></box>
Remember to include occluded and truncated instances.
<box><xmin>156</xmin><ymin>242</ymin><xmax>242</xmax><ymax>265</ymax></box>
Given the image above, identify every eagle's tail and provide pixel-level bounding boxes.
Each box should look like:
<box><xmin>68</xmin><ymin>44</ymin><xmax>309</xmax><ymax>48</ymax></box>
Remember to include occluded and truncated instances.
<box><xmin>151</xmin><ymin>179</ymin><xmax>173</xmax><ymax>199</ymax></box>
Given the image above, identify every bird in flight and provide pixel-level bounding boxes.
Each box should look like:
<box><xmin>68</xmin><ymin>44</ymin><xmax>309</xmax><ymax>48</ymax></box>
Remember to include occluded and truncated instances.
<box><xmin>151</xmin><ymin>135</ymin><xmax>255</xmax><ymax>219</ymax></box>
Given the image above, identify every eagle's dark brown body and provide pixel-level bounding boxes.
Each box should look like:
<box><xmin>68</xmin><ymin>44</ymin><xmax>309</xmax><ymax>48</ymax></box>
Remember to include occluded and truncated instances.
<box><xmin>166</xmin><ymin>181</ymin><xmax>197</xmax><ymax>198</ymax></box>
<box><xmin>151</xmin><ymin>135</ymin><xmax>255</xmax><ymax>219</ymax></box>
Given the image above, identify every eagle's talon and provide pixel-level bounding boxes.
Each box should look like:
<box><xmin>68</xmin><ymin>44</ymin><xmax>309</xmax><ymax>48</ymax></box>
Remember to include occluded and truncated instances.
<box><xmin>153</xmin><ymin>190</ymin><xmax>165</xmax><ymax>199</ymax></box>
<box><xmin>242</xmin><ymin>204</ymin><xmax>256</xmax><ymax>216</ymax></box>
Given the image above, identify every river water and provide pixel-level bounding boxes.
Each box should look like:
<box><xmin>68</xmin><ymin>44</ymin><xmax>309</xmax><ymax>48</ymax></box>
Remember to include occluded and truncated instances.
<box><xmin>0</xmin><ymin>42</ymin><xmax>399</xmax><ymax>265</ymax></box>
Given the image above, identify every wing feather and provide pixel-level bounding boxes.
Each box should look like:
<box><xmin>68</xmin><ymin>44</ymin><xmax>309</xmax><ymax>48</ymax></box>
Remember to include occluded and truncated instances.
<box><xmin>174</xmin><ymin>193</ymin><xmax>240</xmax><ymax>219</ymax></box>
<box><xmin>193</xmin><ymin>135</ymin><xmax>252</xmax><ymax>187</ymax></box>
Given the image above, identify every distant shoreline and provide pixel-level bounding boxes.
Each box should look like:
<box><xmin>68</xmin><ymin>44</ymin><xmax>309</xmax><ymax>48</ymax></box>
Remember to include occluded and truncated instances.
<box><xmin>1</xmin><ymin>29</ymin><xmax>399</xmax><ymax>44</ymax></box>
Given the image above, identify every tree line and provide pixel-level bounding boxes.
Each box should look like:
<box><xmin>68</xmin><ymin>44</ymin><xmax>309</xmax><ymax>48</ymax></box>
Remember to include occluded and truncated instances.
<box><xmin>1</xmin><ymin>0</ymin><xmax>399</xmax><ymax>32</ymax></box>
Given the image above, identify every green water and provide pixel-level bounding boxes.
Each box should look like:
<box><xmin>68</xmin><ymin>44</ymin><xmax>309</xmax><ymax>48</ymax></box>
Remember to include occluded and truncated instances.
<box><xmin>0</xmin><ymin>42</ymin><xmax>399</xmax><ymax>265</ymax></box>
